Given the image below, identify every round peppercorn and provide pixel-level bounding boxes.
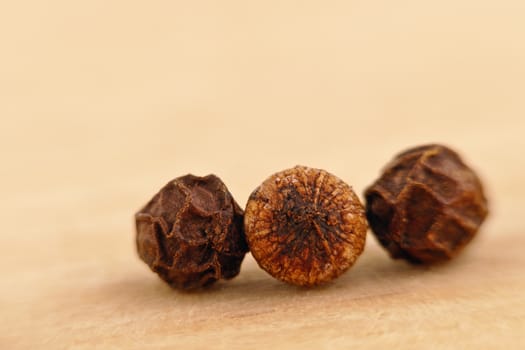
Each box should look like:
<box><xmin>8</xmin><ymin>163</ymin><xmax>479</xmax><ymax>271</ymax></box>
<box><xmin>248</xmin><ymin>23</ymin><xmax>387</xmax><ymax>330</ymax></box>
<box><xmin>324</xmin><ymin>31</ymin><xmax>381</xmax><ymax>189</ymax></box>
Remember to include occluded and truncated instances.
<box><xmin>365</xmin><ymin>144</ymin><xmax>489</xmax><ymax>264</ymax></box>
<box><xmin>135</xmin><ymin>174</ymin><xmax>247</xmax><ymax>290</ymax></box>
<box><xmin>244</xmin><ymin>166</ymin><xmax>368</xmax><ymax>287</ymax></box>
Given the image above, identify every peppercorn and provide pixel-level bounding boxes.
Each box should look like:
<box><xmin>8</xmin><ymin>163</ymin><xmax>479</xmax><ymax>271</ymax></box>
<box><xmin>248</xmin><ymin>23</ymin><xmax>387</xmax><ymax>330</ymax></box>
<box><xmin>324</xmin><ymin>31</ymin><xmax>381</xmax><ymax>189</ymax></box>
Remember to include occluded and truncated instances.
<box><xmin>135</xmin><ymin>174</ymin><xmax>247</xmax><ymax>290</ymax></box>
<box><xmin>365</xmin><ymin>144</ymin><xmax>489</xmax><ymax>264</ymax></box>
<box><xmin>244</xmin><ymin>166</ymin><xmax>368</xmax><ymax>287</ymax></box>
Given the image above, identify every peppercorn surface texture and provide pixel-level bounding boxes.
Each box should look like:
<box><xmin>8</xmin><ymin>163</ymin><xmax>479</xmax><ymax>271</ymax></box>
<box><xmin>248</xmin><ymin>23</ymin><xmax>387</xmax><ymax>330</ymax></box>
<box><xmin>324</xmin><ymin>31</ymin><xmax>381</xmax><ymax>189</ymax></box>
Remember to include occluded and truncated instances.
<box><xmin>244</xmin><ymin>166</ymin><xmax>368</xmax><ymax>287</ymax></box>
<box><xmin>135</xmin><ymin>175</ymin><xmax>247</xmax><ymax>290</ymax></box>
<box><xmin>365</xmin><ymin>144</ymin><xmax>489</xmax><ymax>264</ymax></box>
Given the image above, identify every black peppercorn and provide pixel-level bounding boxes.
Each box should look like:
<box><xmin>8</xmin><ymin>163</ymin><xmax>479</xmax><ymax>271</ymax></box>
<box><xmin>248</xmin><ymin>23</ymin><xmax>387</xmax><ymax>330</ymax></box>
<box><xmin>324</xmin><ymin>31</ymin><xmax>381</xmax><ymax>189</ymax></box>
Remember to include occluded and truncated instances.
<box><xmin>135</xmin><ymin>174</ymin><xmax>248</xmax><ymax>290</ymax></box>
<box><xmin>244</xmin><ymin>166</ymin><xmax>368</xmax><ymax>286</ymax></box>
<box><xmin>365</xmin><ymin>144</ymin><xmax>489</xmax><ymax>264</ymax></box>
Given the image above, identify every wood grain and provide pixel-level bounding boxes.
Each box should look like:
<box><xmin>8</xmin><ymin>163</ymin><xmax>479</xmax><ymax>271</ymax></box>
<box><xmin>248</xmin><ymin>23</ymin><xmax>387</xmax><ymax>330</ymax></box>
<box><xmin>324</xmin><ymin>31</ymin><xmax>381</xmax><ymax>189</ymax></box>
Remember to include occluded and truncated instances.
<box><xmin>1</xmin><ymin>1</ymin><xmax>525</xmax><ymax>348</ymax></box>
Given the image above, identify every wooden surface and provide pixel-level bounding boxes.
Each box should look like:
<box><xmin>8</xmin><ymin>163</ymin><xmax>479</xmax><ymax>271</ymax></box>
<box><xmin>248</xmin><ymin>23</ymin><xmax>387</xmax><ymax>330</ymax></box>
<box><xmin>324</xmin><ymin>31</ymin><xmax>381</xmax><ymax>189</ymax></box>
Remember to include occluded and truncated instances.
<box><xmin>1</xmin><ymin>1</ymin><xmax>525</xmax><ymax>349</ymax></box>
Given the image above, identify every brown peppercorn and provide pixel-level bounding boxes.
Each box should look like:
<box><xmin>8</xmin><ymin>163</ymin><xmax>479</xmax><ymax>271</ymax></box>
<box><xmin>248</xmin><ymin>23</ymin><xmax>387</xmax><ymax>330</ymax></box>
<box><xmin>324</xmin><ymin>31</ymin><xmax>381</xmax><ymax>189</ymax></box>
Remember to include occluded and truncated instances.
<box><xmin>365</xmin><ymin>144</ymin><xmax>489</xmax><ymax>264</ymax></box>
<box><xmin>244</xmin><ymin>166</ymin><xmax>368</xmax><ymax>287</ymax></box>
<box><xmin>135</xmin><ymin>174</ymin><xmax>247</xmax><ymax>290</ymax></box>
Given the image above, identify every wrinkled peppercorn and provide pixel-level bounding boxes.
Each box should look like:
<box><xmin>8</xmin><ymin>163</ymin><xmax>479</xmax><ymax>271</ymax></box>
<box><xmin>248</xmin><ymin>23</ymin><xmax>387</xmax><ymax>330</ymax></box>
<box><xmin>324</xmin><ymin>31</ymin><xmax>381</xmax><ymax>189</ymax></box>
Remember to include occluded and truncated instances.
<box><xmin>365</xmin><ymin>144</ymin><xmax>489</xmax><ymax>264</ymax></box>
<box><xmin>135</xmin><ymin>174</ymin><xmax>248</xmax><ymax>290</ymax></box>
<box><xmin>244</xmin><ymin>166</ymin><xmax>368</xmax><ymax>286</ymax></box>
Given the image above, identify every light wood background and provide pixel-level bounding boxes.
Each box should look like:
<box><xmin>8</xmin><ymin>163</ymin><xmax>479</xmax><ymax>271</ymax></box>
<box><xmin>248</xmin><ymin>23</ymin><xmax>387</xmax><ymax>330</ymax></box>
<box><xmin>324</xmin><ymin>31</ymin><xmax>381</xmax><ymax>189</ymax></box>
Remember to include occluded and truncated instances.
<box><xmin>1</xmin><ymin>1</ymin><xmax>524</xmax><ymax>349</ymax></box>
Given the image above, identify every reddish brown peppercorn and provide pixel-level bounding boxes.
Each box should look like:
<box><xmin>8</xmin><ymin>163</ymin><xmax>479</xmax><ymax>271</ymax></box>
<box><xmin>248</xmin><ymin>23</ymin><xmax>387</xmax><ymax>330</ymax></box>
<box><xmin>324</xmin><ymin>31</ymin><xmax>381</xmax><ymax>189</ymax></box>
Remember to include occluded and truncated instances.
<box><xmin>135</xmin><ymin>175</ymin><xmax>247</xmax><ymax>290</ymax></box>
<box><xmin>244</xmin><ymin>166</ymin><xmax>368</xmax><ymax>287</ymax></box>
<box><xmin>365</xmin><ymin>144</ymin><xmax>489</xmax><ymax>264</ymax></box>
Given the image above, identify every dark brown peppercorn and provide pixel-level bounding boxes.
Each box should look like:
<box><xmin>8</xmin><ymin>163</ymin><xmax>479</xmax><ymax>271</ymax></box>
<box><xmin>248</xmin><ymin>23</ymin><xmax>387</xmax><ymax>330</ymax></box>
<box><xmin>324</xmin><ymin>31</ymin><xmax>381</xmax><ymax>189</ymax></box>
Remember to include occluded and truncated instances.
<box><xmin>365</xmin><ymin>144</ymin><xmax>489</xmax><ymax>264</ymax></box>
<box><xmin>244</xmin><ymin>166</ymin><xmax>368</xmax><ymax>286</ymax></box>
<box><xmin>135</xmin><ymin>174</ymin><xmax>247</xmax><ymax>290</ymax></box>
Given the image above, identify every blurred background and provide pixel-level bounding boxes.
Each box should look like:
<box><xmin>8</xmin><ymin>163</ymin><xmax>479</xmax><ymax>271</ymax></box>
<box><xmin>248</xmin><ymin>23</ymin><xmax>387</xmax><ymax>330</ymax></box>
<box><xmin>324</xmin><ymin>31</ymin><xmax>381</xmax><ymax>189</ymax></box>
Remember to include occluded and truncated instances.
<box><xmin>1</xmin><ymin>1</ymin><xmax>524</xmax><ymax>348</ymax></box>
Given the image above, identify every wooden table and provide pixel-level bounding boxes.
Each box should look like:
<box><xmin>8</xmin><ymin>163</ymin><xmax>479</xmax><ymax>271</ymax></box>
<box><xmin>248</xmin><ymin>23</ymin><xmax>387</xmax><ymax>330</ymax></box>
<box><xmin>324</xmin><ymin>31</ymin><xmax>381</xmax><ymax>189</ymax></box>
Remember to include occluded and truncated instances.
<box><xmin>2</xmin><ymin>1</ymin><xmax>524</xmax><ymax>348</ymax></box>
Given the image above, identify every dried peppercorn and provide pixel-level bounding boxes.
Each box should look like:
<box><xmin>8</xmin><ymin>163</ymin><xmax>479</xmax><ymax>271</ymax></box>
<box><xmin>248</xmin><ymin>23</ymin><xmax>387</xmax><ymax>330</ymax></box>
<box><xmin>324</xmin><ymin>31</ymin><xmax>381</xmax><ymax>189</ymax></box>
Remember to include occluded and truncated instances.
<box><xmin>244</xmin><ymin>166</ymin><xmax>368</xmax><ymax>287</ymax></box>
<box><xmin>135</xmin><ymin>174</ymin><xmax>247</xmax><ymax>290</ymax></box>
<box><xmin>365</xmin><ymin>144</ymin><xmax>489</xmax><ymax>264</ymax></box>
